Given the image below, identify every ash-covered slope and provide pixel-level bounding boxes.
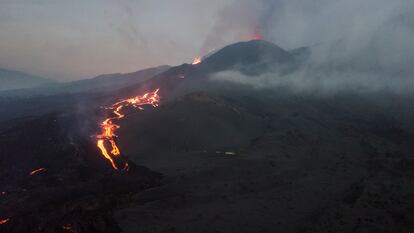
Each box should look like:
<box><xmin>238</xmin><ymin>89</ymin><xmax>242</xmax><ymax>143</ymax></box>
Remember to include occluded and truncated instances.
<box><xmin>118</xmin><ymin>92</ymin><xmax>265</xmax><ymax>155</ymax></box>
<box><xmin>198</xmin><ymin>40</ymin><xmax>295</xmax><ymax>74</ymax></box>
<box><xmin>116</xmin><ymin>91</ymin><xmax>414</xmax><ymax>233</ymax></box>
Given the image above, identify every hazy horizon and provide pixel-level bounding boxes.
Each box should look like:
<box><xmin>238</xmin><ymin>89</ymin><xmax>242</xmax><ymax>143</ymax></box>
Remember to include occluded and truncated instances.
<box><xmin>1</xmin><ymin>0</ymin><xmax>413</xmax><ymax>81</ymax></box>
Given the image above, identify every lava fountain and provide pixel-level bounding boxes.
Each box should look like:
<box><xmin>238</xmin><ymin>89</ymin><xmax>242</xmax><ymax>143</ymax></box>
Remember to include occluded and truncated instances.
<box><xmin>192</xmin><ymin>56</ymin><xmax>202</xmax><ymax>65</ymax></box>
<box><xmin>250</xmin><ymin>24</ymin><xmax>263</xmax><ymax>41</ymax></box>
<box><xmin>96</xmin><ymin>89</ymin><xmax>160</xmax><ymax>170</ymax></box>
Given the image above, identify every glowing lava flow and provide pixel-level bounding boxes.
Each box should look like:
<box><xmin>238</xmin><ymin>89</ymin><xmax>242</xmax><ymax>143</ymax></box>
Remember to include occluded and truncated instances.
<box><xmin>62</xmin><ymin>224</ymin><xmax>75</xmax><ymax>232</ymax></box>
<box><xmin>96</xmin><ymin>89</ymin><xmax>160</xmax><ymax>170</ymax></box>
<box><xmin>0</xmin><ymin>218</ymin><xmax>9</xmax><ymax>225</ymax></box>
<box><xmin>29</xmin><ymin>168</ymin><xmax>46</xmax><ymax>176</ymax></box>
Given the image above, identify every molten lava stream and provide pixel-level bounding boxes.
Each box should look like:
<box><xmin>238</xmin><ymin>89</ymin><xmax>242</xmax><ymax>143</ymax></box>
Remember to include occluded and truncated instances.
<box><xmin>96</xmin><ymin>89</ymin><xmax>160</xmax><ymax>170</ymax></box>
<box><xmin>0</xmin><ymin>218</ymin><xmax>9</xmax><ymax>225</ymax></box>
<box><xmin>29</xmin><ymin>167</ymin><xmax>46</xmax><ymax>176</ymax></box>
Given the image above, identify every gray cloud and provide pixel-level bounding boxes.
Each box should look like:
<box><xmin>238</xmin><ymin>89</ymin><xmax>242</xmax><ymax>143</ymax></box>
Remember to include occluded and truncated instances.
<box><xmin>210</xmin><ymin>68</ymin><xmax>414</xmax><ymax>95</ymax></box>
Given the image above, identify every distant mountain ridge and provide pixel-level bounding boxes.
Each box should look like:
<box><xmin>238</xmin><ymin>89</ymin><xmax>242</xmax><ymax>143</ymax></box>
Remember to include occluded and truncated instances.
<box><xmin>0</xmin><ymin>65</ymin><xmax>170</xmax><ymax>97</ymax></box>
<box><xmin>56</xmin><ymin>65</ymin><xmax>170</xmax><ymax>94</ymax></box>
<box><xmin>0</xmin><ymin>68</ymin><xmax>52</xmax><ymax>91</ymax></box>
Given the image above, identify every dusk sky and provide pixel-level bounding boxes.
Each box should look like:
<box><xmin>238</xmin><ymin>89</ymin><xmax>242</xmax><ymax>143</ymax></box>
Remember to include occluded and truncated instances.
<box><xmin>0</xmin><ymin>0</ymin><xmax>412</xmax><ymax>81</ymax></box>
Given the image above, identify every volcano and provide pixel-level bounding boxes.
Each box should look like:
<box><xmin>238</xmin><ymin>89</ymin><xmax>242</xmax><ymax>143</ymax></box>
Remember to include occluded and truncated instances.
<box><xmin>1</xmin><ymin>40</ymin><xmax>414</xmax><ymax>233</ymax></box>
<box><xmin>109</xmin><ymin>40</ymin><xmax>309</xmax><ymax>101</ymax></box>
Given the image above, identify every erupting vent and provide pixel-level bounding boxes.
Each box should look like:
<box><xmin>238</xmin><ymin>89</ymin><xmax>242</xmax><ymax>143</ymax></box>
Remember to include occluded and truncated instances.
<box><xmin>192</xmin><ymin>56</ymin><xmax>202</xmax><ymax>65</ymax></box>
<box><xmin>96</xmin><ymin>89</ymin><xmax>160</xmax><ymax>170</ymax></box>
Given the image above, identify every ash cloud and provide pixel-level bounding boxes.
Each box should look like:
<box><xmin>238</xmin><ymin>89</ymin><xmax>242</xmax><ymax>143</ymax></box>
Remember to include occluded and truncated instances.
<box><xmin>206</xmin><ymin>0</ymin><xmax>414</xmax><ymax>93</ymax></box>
<box><xmin>210</xmin><ymin>68</ymin><xmax>414</xmax><ymax>95</ymax></box>
<box><xmin>204</xmin><ymin>0</ymin><xmax>414</xmax><ymax>70</ymax></box>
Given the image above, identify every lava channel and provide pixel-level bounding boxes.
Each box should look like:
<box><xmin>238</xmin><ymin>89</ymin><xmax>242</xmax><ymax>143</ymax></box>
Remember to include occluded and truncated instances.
<box><xmin>96</xmin><ymin>89</ymin><xmax>160</xmax><ymax>170</ymax></box>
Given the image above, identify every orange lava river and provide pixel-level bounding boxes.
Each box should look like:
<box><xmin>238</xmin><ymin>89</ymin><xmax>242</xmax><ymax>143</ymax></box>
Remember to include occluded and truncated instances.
<box><xmin>96</xmin><ymin>89</ymin><xmax>160</xmax><ymax>170</ymax></box>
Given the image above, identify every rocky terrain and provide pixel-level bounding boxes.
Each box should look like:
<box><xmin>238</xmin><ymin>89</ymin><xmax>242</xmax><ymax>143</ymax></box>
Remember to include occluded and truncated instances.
<box><xmin>115</xmin><ymin>90</ymin><xmax>414</xmax><ymax>233</ymax></box>
<box><xmin>1</xmin><ymin>40</ymin><xmax>414</xmax><ymax>233</ymax></box>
